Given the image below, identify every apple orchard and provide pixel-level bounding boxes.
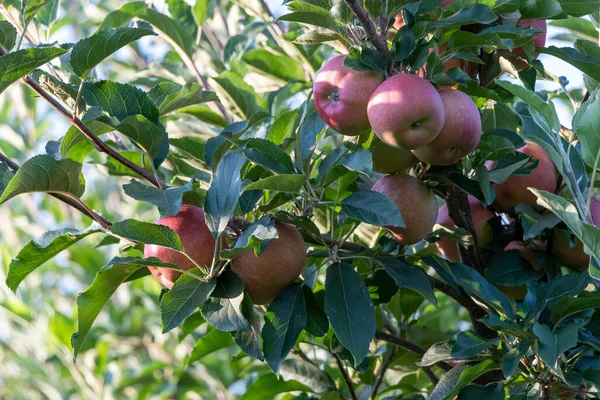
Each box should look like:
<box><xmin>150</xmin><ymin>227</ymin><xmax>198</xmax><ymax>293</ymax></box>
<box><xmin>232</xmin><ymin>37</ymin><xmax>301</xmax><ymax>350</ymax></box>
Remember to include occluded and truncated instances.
<box><xmin>1</xmin><ymin>0</ymin><xmax>600</xmax><ymax>399</ymax></box>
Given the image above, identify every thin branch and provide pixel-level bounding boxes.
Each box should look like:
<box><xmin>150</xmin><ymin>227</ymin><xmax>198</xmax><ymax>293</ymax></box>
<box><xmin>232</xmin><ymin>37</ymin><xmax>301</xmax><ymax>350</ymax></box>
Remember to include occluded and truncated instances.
<box><xmin>371</xmin><ymin>346</ymin><xmax>396</xmax><ymax>399</ymax></box>
<box><xmin>343</xmin><ymin>0</ymin><xmax>393</xmax><ymax>72</ymax></box>
<box><xmin>334</xmin><ymin>354</ymin><xmax>358</xmax><ymax>400</ymax></box>
<box><xmin>374</xmin><ymin>330</ymin><xmax>452</xmax><ymax>371</ymax></box>
<box><xmin>0</xmin><ymin>152</ymin><xmax>112</xmax><ymax>229</ymax></box>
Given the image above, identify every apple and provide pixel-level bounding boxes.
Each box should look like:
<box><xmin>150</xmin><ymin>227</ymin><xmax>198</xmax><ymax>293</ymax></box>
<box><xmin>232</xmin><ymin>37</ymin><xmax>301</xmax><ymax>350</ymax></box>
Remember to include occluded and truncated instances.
<box><xmin>367</xmin><ymin>74</ymin><xmax>445</xmax><ymax>149</ymax></box>
<box><xmin>492</xmin><ymin>141</ymin><xmax>557</xmax><ymax>211</ymax></box>
<box><xmin>412</xmin><ymin>89</ymin><xmax>482</xmax><ymax>165</ymax></box>
<box><xmin>371</xmin><ymin>137</ymin><xmax>419</xmax><ymax>173</ymax></box>
<box><xmin>393</xmin><ymin>13</ymin><xmax>404</xmax><ymax>30</ymax></box>
<box><xmin>372</xmin><ymin>174</ymin><xmax>439</xmax><ymax>245</ymax></box>
<box><xmin>144</xmin><ymin>205</ymin><xmax>219</xmax><ymax>288</ymax></box>
<box><xmin>441</xmin><ymin>0</ymin><xmax>454</xmax><ymax>7</ymax></box>
<box><xmin>232</xmin><ymin>222</ymin><xmax>306</xmax><ymax>305</ymax></box>
<box><xmin>435</xmin><ymin>196</ymin><xmax>495</xmax><ymax>261</ymax></box>
<box><xmin>314</xmin><ymin>55</ymin><xmax>385</xmax><ymax>136</ymax></box>
<box><xmin>505</xmin><ymin>19</ymin><xmax>547</xmax><ymax>70</ymax></box>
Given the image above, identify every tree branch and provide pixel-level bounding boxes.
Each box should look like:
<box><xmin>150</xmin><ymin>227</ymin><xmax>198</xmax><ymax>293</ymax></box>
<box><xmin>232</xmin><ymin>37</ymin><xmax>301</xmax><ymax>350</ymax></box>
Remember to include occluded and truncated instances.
<box><xmin>371</xmin><ymin>346</ymin><xmax>396</xmax><ymax>399</ymax></box>
<box><xmin>334</xmin><ymin>354</ymin><xmax>358</xmax><ymax>400</ymax></box>
<box><xmin>0</xmin><ymin>46</ymin><xmax>162</xmax><ymax>188</ymax></box>
<box><xmin>0</xmin><ymin>152</ymin><xmax>112</xmax><ymax>229</ymax></box>
<box><xmin>343</xmin><ymin>0</ymin><xmax>393</xmax><ymax>72</ymax></box>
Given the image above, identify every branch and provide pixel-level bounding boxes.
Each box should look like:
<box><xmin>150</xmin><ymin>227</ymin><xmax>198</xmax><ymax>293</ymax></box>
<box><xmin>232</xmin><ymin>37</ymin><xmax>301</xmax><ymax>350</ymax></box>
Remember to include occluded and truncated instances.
<box><xmin>371</xmin><ymin>346</ymin><xmax>396</xmax><ymax>399</ymax></box>
<box><xmin>0</xmin><ymin>46</ymin><xmax>161</xmax><ymax>188</ymax></box>
<box><xmin>343</xmin><ymin>0</ymin><xmax>393</xmax><ymax>72</ymax></box>
<box><xmin>0</xmin><ymin>152</ymin><xmax>111</xmax><ymax>229</ymax></box>
<box><xmin>334</xmin><ymin>354</ymin><xmax>358</xmax><ymax>400</ymax></box>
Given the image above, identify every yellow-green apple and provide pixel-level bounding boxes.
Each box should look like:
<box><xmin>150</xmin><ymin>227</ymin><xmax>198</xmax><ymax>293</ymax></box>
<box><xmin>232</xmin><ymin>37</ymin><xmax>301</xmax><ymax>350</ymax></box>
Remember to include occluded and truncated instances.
<box><xmin>314</xmin><ymin>55</ymin><xmax>385</xmax><ymax>136</ymax></box>
<box><xmin>435</xmin><ymin>196</ymin><xmax>495</xmax><ymax>261</ymax></box>
<box><xmin>412</xmin><ymin>89</ymin><xmax>482</xmax><ymax>165</ymax></box>
<box><xmin>144</xmin><ymin>205</ymin><xmax>219</xmax><ymax>288</ymax></box>
<box><xmin>492</xmin><ymin>141</ymin><xmax>557</xmax><ymax>211</ymax></box>
<box><xmin>367</xmin><ymin>74</ymin><xmax>445</xmax><ymax>149</ymax></box>
<box><xmin>372</xmin><ymin>174</ymin><xmax>439</xmax><ymax>244</ymax></box>
<box><xmin>232</xmin><ymin>222</ymin><xmax>306</xmax><ymax>305</ymax></box>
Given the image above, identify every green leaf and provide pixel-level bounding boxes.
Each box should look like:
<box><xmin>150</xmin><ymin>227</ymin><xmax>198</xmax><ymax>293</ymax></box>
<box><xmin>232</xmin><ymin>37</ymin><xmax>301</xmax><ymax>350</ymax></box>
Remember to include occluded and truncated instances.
<box><xmin>70</xmin><ymin>23</ymin><xmax>156</xmax><ymax>78</ymax></box>
<box><xmin>429</xmin><ymin>4</ymin><xmax>497</xmax><ymax>28</ymax></box>
<box><xmin>187</xmin><ymin>329</ymin><xmax>235</xmax><ymax>364</ymax></box>
<box><xmin>160</xmin><ymin>274</ymin><xmax>215</xmax><ymax>333</ymax></box>
<box><xmin>71</xmin><ymin>257</ymin><xmax>163</xmax><ymax>359</ymax></box>
<box><xmin>551</xmin><ymin>17</ymin><xmax>598</xmax><ymax>42</ymax></box>
<box><xmin>242</xmin><ymin>49</ymin><xmax>306</xmax><ymax>82</ymax></box>
<box><xmin>451</xmin><ymin>331</ymin><xmax>498</xmax><ymax>359</ymax></box>
<box><xmin>532</xmin><ymin>323</ymin><xmax>579</xmax><ymax>372</ymax></box>
<box><xmin>36</xmin><ymin>0</ymin><xmax>59</xmax><ymax>27</ymax></box>
<box><xmin>303</xmin><ymin>286</ymin><xmax>329</xmax><ymax>337</ymax></box>
<box><xmin>379</xmin><ymin>257</ymin><xmax>437</xmax><ymax>307</ymax></box>
<box><xmin>220</xmin><ymin>217</ymin><xmax>278</xmax><ymax>260</ymax></box>
<box><xmin>458</xmin><ymin>383</ymin><xmax>505</xmax><ymax>400</ymax></box>
<box><xmin>502</xmin><ymin>340</ymin><xmax>530</xmax><ymax>378</ymax></box>
<box><xmin>201</xmin><ymin>270</ymin><xmax>249</xmax><ymax>332</ymax></box>
<box><xmin>239</xmin><ymin>373</ymin><xmax>313</xmax><ymax>400</ymax></box>
<box><xmin>204</xmin><ymin>152</ymin><xmax>246</xmax><ymax>238</ymax></box>
<box><xmin>241</xmin><ymin>138</ymin><xmax>296</xmax><ymax>175</ymax></box>
<box><xmin>231</xmin><ymin>294</ymin><xmax>264</xmax><ymax>360</ymax></box>
<box><xmin>429</xmin><ymin>360</ymin><xmax>499</xmax><ymax>400</ymax></box>
<box><xmin>418</xmin><ymin>341</ymin><xmax>455</xmax><ymax>367</ymax></box>
<box><xmin>193</xmin><ymin>0</ymin><xmax>209</xmax><ymax>25</ymax></box>
<box><xmin>279</xmin><ymin>359</ymin><xmax>336</xmax><ymax>394</ymax></box>
<box><xmin>0</xmin><ymin>155</ymin><xmax>85</xmax><ymax>204</ymax></box>
<box><xmin>325</xmin><ymin>263</ymin><xmax>375</xmax><ymax>366</ymax></box>
<box><xmin>296</xmin><ymin>108</ymin><xmax>326</xmax><ymax>170</ymax></box>
<box><xmin>108</xmin><ymin>219</ymin><xmax>184</xmax><ymax>251</ymax></box>
<box><xmin>21</xmin><ymin>0</ymin><xmax>53</xmax><ymax>24</ymax></box>
<box><xmin>278</xmin><ymin>11</ymin><xmax>338</xmax><ymax>31</ymax></box>
<box><xmin>0</xmin><ymin>21</ymin><xmax>17</xmax><ymax>51</ymax></box>
<box><xmin>60</xmin><ymin>120</ymin><xmax>113</xmax><ymax>162</ymax></box>
<box><xmin>341</xmin><ymin>191</ymin><xmax>405</xmax><ymax>228</ymax></box>
<box><xmin>537</xmin><ymin>46</ymin><xmax>600</xmax><ymax>83</ymax></box>
<box><xmin>268</xmin><ymin>110</ymin><xmax>299</xmax><ymax>145</ymax></box>
<box><xmin>485</xmin><ymin>251</ymin><xmax>544</xmax><ymax>286</ymax></box>
<box><xmin>243</xmin><ymin>174</ymin><xmax>307</xmax><ymax>194</ymax></box>
<box><xmin>179</xmin><ymin>105</ymin><xmax>228</xmax><ymax>127</ymax></box>
<box><xmin>262</xmin><ymin>284</ymin><xmax>307</xmax><ymax>372</ymax></box>
<box><xmin>0</xmin><ymin>46</ymin><xmax>68</xmax><ymax>95</ymax></box>
<box><xmin>5</xmin><ymin>227</ymin><xmax>101</xmax><ymax>292</ymax></box>
<box><xmin>82</xmin><ymin>81</ymin><xmax>160</xmax><ymax>123</ymax></box>
<box><xmin>574</xmin><ymin>89</ymin><xmax>600</xmax><ymax>168</ymax></box>
<box><xmin>0</xmin><ymin>162</ymin><xmax>14</xmax><ymax>193</ymax></box>
<box><xmin>148</xmin><ymin>81</ymin><xmax>219</xmax><ymax>115</ymax></box>
<box><xmin>123</xmin><ymin>179</ymin><xmax>193</xmax><ymax>217</ymax></box>
<box><xmin>557</xmin><ymin>0</ymin><xmax>600</xmax><ymax>17</ymax></box>
<box><xmin>212</xmin><ymin>72</ymin><xmax>264</xmax><ymax>119</ymax></box>
<box><xmin>550</xmin><ymin>296</ymin><xmax>600</xmax><ymax>326</ymax></box>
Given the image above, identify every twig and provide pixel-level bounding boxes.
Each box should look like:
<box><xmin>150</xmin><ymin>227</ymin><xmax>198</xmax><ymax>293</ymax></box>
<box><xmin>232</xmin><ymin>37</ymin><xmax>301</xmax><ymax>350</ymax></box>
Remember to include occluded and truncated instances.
<box><xmin>371</xmin><ymin>346</ymin><xmax>396</xmax><ymax>399</ymax></box>
<box><xmin>343</xmin><ymin>0</ymin><xmax>393</xmax><ymax>72</ymax></box>
<box><xmin>334</xmin><ymin>354</ymin><xmax>358</xmax><ymax>400</ymax></box>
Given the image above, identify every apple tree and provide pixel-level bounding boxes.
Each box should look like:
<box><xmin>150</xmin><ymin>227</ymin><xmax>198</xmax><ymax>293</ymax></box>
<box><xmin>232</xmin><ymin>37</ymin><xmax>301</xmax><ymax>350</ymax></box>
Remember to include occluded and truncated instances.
<box><xmin>1</xmin><ymin>0</ymin><xmax>600</xmax><ymax>398</ymax></box>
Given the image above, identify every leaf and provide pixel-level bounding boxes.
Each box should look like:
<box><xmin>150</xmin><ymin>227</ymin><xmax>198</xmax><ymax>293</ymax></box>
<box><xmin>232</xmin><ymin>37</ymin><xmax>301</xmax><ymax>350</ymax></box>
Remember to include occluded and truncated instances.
<box><xmin>0</xmin><ymin>46</ymin><xmax>68</xmax><ymax>95</ymax></box>
<box><xmin>82</xmin><ymin>80</ymin><xmax>159</xmax><ymax>123</ymax></box>
<box><xmin>296</xmin><ymin>108</ymin><xmax>326</xmax><ymax>171</ymax></box>
<box><xmin>502</xmin><ymin>340</ymin><xmax>530</xmax><ymax>378</ymax></box>
<box><xmin>418</xmin><ymin>341</ymin><xmax>455</xmax><ymax>367</ymax></box>
<box><xmin>179</xmin><ymin>105</ymin><xmax>228</xmax><ymax>127</ymax></box>
<box><xmin>279</xmin><ymin>359</ymin><xmax>336</xmax><ymax>393</ymax></box>
<box><xmin>239</xmin><ymin>374</ymin><xmax>313</xmax><ymax>400</ymax></box>
<box><xmin>21</xmin><ymin>0</ymin><xmax>53</xmax><ymax>24</ymax></box>
<box><xmin>123</xmin><ymin>179</ymin><xmax>193</xmax><ymax>216</ymax></box>
<box><xmin>0</xmin><ymin>155</ymin><xmax>85</xmax><ymax>204</ymax></box>
<box><xmin>160</xmin><ymin>274</ymin><xmax>215</xmax><ymax>333</ymax></box>
<box><xmin>243</xmin><ymin>174</ymin><xmax>306</xmax><ymax>194</ymax></box>
<box><xmin>550</xmin><ymin>297</ymin><xmax>600</xmax><ymax>326</ymax></box>
<box><xmin>212</xmin><ymin>72</ymin><xmax>264</xmax><ymax>119</ymax></box>
<box><xmin>532</xmin><ymin>323</ymin><xmax>579</xmax><ymax>371</ymax></box>
<box><xmin>429</xmin><ymin>360</ymin><xmax>499</xmax><ymax>400</ymax></box>
<box><xmin>187</xmin><ymin>329</ymin><xmax>235</xmax><ymax>364</ymax></box>
<box><xmin>0</xmin><ymin>21</ymin><xmax>17</xmax><ymax>51</ymax></box>
<box><xmin>379</xmin><ymin>257</ymin><xmax>437</xmax><ymax>307</ymax></box>
<box><xmin>36</xmin><ymin>0</ymin><xmax>60</xmax><ymax>27</ymax></box>
<box><xmin>341</xmin><ymin>191</ymin><xmax>405</xmax><ymax>228</ymax></box>
<box><xmin>201</xmin><ymin>270</ymin><xmax>249</xmax><ymax>332</ymax></box>
<box><xmin>458</xmin><ymin>383</ymin><xmax>505</xmax><ymax>400</ymax></box>
<box><xmin>429</xmin><ymin>4</ymin><xmax>497</xmax><ymax>28</ymax></box>
<box><xmin>5</xmin><ymin>227</ymin><xmax>101</xmax><ymax>292</ymax></box>
<box><xmin>32</xmin><ymin>70</ymin><xmax>86</xmax><ymax>112</ymax></box>
<box><xmin>219</xmin><ymin>217</ymin><xmax>279</xmax><ymax>260</ymax></box>
<box><xmin>148</xmin><ymin>81</ymin><xmax>219</xmax><ymax>115</ymax></box>
<box><xmin>0</xmin><ymin>163</ymin><xmax>14</xmax><ymax>193</ymax></box>
<box><xmin>204</xmin><ymin>152</ymin><xmax>246</xmax><ymax>238</ymax></box>
<box><xmin>262</xmin><ymin>284</ymin><xmax>306</xmax><ymax>373</ymax></box>
<box><xmin>557</xmin><ymin>0</ymin><xmax>600</xmax><ymax>17</ymax></box>
<box><xmin>108</xmin><ymin>219</ymin><xmax>184</xmax><ymax>251</ymax></box>
<box><xmin>70</xmin><ymin>23</ymin><xmax>156</xmax><ymax>78</ymax></box>
<box><xmin>574</xmin><ymin>89</ymin><xmax>600</xmax><ymax>168</ymax></box>
<box><xmin>241</xmin><ymin>138</ymin><xmax>296</xmax><ymax>174</ymax></box>
<box><xmin>231</xmin><ymin>294</ymin><xmax>264</xmax><ymax>360</ymax></box>
<box><xmin>60</xmin><ymin>120</ymin><xmax>113</xmax><ymax>162</ymax></box>
<box><xmin>303</xmin><ymin>286</ymin><xmax>329</xmax><ymax>337</ymax></box>
<box><xmin>325</xmin><ymin>263</ymin><xmax>375</xmax><ymax>366</ymax></box>
<box><xmin>268</xmin><ymin>110</ymin><xmax>299</xmax><ymax>145</ymax></box>
<box><xmin>242</xmin><ymin>49</ymin><xmax>306</xmax><ymax>82</ymax></box>
<box><xmin>451</xmin><ymin>331</ymin><xmax>498</xmax><ymax>359</ymax></box>
<box><xmin>537</xmin><ymin>46</ymin><xmax>600</xmax><ymax>84</ymax></box>
<box><xmin>485</xmin><ymin>251</ymin><xmax>544</xmax><ymax>286</ymax></box>
<box><xmin>71</xmin><ymin>257</ymin><xmax>163</xmax><ymax>359</ymax></box>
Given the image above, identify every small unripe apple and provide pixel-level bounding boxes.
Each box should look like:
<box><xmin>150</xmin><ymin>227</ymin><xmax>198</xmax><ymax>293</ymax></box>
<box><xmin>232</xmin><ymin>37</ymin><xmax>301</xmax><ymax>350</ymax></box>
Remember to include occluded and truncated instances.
<box><xmin>436</xmin><ymin>196</ymin><xmax>494</xmax><ymax>261</ymax></box>
<box><xmin>232</xmin><ymin>222</ymin><xmax>306</xmax><ymax>305</ymax></box>
<box><xmin>492</xmin><ymin>141</ymin><xmax>557</xmax><ymax>211</ymax></box>
<box><xmin>372</xmin><ymin>174</ymin><xmax>439</xmax><ymax>245</ymax></box>
<box><xmin>412</xmin><ymin>89</ymin><xmax>482</xmax><ymax>165</ymax></box>
<box><xmin>144</xmin><ymin>205</ymin><xmax>218</xmax><ymax>288</ymax></box>
<box><xmin>368</xmin><ymin>74</ymin><xmax>445</xmax><ymax>149</ymax></box>
<box><xmin>314</xmin><ymin>55</ymin><xmax>385</xmax><ymax>136</ymax></box>
<box><xmin>371</xmin><ymin>137</ymin><xmax>419</xmax><ymax>173</ymax></box>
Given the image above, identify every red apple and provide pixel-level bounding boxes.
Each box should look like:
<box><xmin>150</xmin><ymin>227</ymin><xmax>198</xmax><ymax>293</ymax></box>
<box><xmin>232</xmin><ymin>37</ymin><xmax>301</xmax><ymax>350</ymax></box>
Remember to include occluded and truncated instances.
<box><xmin>492</xmin><ymin>141</ymin><xmax>557</xmax><ymax>211</ymax></box>
<box><xmin>393</xmin><ymin>14</ymin><xmax>404</xmax><ymax>30</ymax></box>
<box><xmin>367</xmin><ymin>74</ymin><xmax>445</xmax><ymax>149</ymax></box>
<box><xmin>412</xmin><ymin>89</ymin><xmax>482</xmax><ymax>165</ymax></box>
<box><xmin>371</xmin><ymin>137</ymin><xmax>419</xmax><ymax>173</ymax></box>
<box><xmin>505</xmin><ymin>19</ymin><xmax>547</xmax><ymax>70</ymax></box>
<box><xmin>144</xmin><ymin>205</ymin><xmax>219</xmax><ymax>288</ymax></box>
<box><xmin>436</xmin><ymin>196</ymin><xmax>495</xmax><ymax>261</ymax></box>
<box><xmin>314</xmin><ymin>55</ymin><xmax>385</xmax><ymax>136</ymax></box>
<box><xmin>372</xmin><ymin>174</ymin><xmax>439</xmax><ymax>245</ymax></box>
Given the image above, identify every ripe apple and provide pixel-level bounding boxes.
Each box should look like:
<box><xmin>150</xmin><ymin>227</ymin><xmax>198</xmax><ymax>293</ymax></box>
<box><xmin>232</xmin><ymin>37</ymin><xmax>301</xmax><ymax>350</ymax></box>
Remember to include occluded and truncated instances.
<box><xmin>393</xmin><ymin>14</ymin><xmax>404</xmax><ymax>30</ymax></box>
<box><xmin>232</xmin><ymin>222</ymin><xmax>306</xmax><ymax>305</ymax></box>
<box><xmin>371</xmin><ymin>137</ymin><xmax>419</xmax><ymax>173</ymax></box>
<box><xmin>435</xmin><ymin>196</ymin><xmax>495</xmax><ymax>261</ymax></box>
<box><xmin>505</xmin><ymin>19</ymin><xmax>547</xmax><ymax>70</ymax></box>
<box><xmin>367</xmin><ymin>74</ymin><xmax>445</xmax><ymax>149</ymax></box>
<box><xmin>144</xmin><ymin>205</ymin><xmax>218</xmax><ymax>288</ymax></box>
<box><xmin>492</xmin><ymin>141</ymin><xmax>557</xmax><ymax>211</ymax></box>
<box><xmin>412</xmin><ymin>89</ymin><xmax>482</xmax><ymax>165</ymax></box>
<box><xmin>314</xmin><ymin>55</ymin><xmax>385</xmax><ymax>136</ymax></box>
<box><xmin>372</xmin><ymin>174</ymin><xmax>439</xmax><ymax>245</ymax></box>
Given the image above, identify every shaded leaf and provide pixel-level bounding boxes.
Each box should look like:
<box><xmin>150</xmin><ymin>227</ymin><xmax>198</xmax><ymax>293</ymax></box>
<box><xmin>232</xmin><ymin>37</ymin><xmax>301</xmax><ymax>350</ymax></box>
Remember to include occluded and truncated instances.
<box><xmin>160</xmin><ymin>274</ymin><xmax>215</xmax><ymax>333</ymax></box>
